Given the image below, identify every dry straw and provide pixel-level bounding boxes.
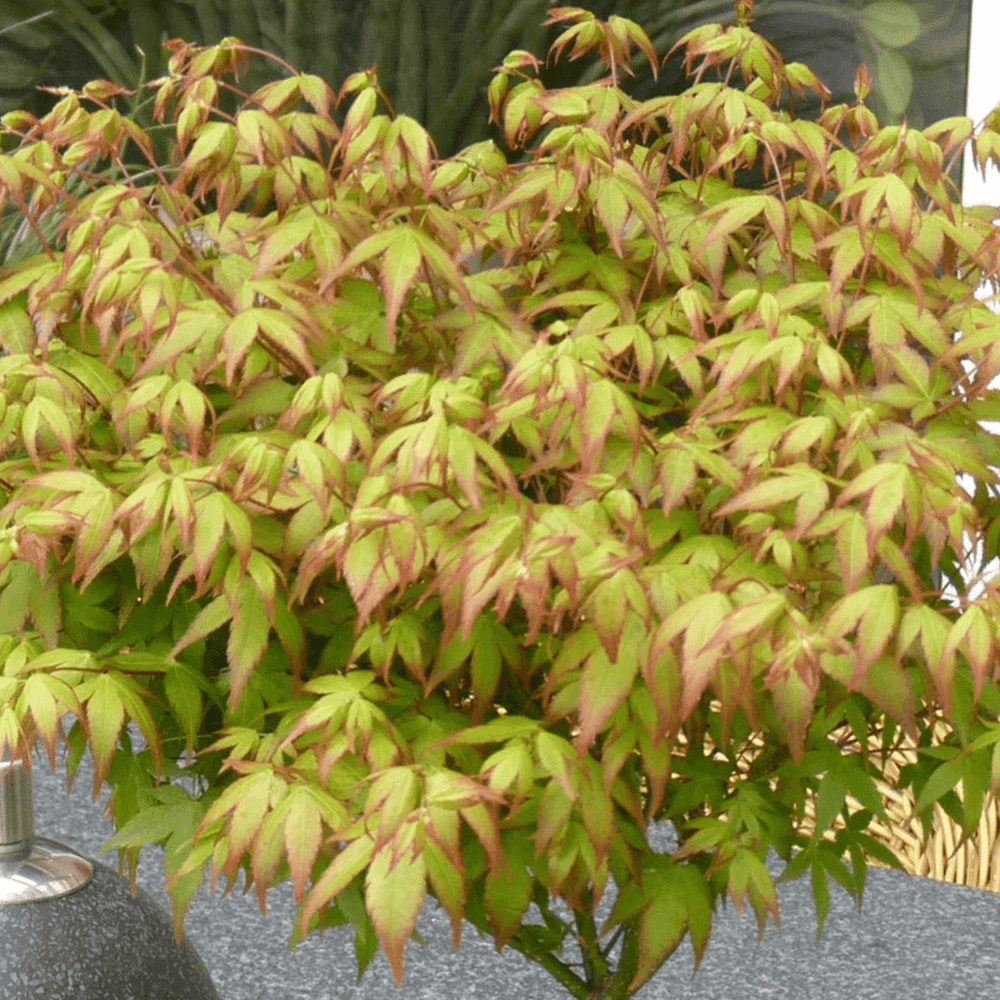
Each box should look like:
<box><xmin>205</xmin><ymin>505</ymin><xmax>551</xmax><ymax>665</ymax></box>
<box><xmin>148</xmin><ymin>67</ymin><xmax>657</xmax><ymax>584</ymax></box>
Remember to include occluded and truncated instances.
<box><xmin>662</xmin><ymin>702</ymin><xmax>1000</xmax><ymax>894</ymax></box>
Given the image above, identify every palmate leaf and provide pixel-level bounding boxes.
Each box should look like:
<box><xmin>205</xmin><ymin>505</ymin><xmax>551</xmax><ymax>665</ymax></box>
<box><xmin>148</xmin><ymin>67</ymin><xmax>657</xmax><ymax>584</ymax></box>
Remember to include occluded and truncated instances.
<box><xmin>77</xmin><ymin>671</ymin><xmax>123</xmax><ymax>792</ymax></box>
<box><xmin>939</xmin><ymin>606</ymin><xmax>996</xmax><ymax>706</ymax></box>
<box><xmin>18</xmin><ymin>671</ymin><xmax>77</xmax><ymax>764</ymax></box>
<box><xmin>226</xmin><ymin>578</ymin><xmax>271</xmax><ymax>712</ymax></box>
<box><xmin>422</xmin><ymin>828</ymin><xmax>466</xmax><ymax>950</ymax></box>
<box><xmin>365</xmin><ymin>835</ymin><xmax>427</xmax><ymax>987</ymax></box>
<box><xmin>484</xmin><ymin>828</ymin><xmax>534</xmax><ymax>952</ymax></box>
<box><xmin>576</xmin><ymin>612</ymin><xmax>642</xmax><ymax>753</ymax></box>
<box><xmin>835</xmin><ymin>510</ymin><xmax>869</xmax><ymax>592</ymax></box>
<box><xmin>162</xmin><ymin>662</ymin><xmax>204</xmax><ymax>755</ymax></box>
<box><xmin>171</xmin><ymin>595</ymin><xmax>232</xmax><ymax>659</ymax></box>
<box><xmin>281</xmin><ymin>784</ymin><xmax>324</xmax><ymax>905</ymax></box>
<box><xmin>100</xmin><ymin>781</ymin><xmax>206</xmax><ymax>932</ymax></box>
<box><xmin>427</xmin><ymin>714</ymin><xmax>541</xmax><ymax>750</ymax></box>
<box><xmin>603</xmin><ymin>857</ymin><xmax>713</xmax><ymax>991</ymax></box>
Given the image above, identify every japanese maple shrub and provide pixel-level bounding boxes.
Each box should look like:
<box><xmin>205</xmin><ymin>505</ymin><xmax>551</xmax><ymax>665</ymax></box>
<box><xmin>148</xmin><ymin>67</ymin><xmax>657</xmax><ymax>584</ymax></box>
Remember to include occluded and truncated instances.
<box><xmin>1</xmin><ymin>4</ymin><xmax>1000</xmax><ymax>999</ymax></box>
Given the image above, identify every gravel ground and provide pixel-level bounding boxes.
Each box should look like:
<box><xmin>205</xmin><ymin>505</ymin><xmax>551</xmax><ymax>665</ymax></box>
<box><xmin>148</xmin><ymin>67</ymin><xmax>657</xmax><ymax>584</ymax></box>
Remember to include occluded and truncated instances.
<box><xmin>20</xmin><ymin>727</ymin><xmax>1000</xmax><ymax>1000</ymax></box>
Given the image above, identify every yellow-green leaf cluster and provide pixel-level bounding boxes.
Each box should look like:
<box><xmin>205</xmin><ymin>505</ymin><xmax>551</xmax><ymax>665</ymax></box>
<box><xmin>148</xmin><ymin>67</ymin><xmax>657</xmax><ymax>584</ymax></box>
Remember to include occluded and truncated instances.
<box><xmin>0</xmin><ymin>7</ymin><xmax>996</xmax><ymax>1000</ymax></box>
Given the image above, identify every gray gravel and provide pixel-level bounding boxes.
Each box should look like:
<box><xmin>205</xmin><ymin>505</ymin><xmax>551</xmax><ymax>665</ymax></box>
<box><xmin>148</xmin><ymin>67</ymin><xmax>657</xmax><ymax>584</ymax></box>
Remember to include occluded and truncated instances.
<box><xmin>21</xmin><ymin>727</ymin><xmax>1000</xmax><ymax>999</ymax></box>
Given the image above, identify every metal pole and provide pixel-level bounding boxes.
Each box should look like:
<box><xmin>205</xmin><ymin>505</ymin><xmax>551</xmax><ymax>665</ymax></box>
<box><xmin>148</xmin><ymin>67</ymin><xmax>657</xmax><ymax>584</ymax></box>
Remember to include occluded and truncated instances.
<box><xmin>0</xmin><ymin>743</ymin><xmax>92</xmax><ymax>905</ymax></box>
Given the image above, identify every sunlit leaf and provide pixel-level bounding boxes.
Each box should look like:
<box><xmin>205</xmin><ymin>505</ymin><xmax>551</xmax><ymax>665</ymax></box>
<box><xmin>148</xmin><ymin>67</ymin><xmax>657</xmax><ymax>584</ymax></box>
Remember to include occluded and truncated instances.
<box><xmin>366</xmin><ymin>839</ymin><xmax>427</xmax><ymax>987</ymax></box>
<box><xmin>284</xmin><ymin>785</ymin><xmax>323</xmax><ymax>905</ymax></box>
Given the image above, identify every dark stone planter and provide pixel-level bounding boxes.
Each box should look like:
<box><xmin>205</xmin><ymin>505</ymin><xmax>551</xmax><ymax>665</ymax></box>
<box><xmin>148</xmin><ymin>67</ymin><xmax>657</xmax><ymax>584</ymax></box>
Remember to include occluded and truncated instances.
<box><xmin>0</xmin><ymin>857</ymin><xmax>221</xmax><ymax>1000</ymax></box>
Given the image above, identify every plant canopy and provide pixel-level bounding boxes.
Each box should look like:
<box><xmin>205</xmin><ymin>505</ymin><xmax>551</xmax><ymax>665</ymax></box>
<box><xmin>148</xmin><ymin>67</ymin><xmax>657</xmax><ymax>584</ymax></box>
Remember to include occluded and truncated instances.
<box><xmin>0</xmin><ymin>3</ymin><xmax>999</xmax><ymax>998</ymax></box>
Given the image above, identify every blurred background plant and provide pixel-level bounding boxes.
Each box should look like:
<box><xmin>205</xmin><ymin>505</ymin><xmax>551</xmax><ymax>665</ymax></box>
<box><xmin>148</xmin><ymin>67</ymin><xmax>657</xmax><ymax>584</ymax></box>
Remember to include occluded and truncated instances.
<box><xmin>0</xmin><ymin>1</ymin><xmax>972</xmax><ymax>268</ymax></box>
<box><xmin>0</xmin><ymin>2</ymin><xmax>971</xmax><ymax>142</ymax></box>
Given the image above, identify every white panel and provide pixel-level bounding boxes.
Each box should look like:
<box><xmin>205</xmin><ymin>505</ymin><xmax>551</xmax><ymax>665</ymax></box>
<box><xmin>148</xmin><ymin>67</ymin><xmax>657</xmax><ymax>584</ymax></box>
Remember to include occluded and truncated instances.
<box><xmin>955</xmin><ymin>0</ymin><xmax>1000</xmax><ymax>604</ymax></box>
<box><xmin>963</xmin><ymin>0</ymin><xmax>1000</xmax><ymax>207</ymax></box>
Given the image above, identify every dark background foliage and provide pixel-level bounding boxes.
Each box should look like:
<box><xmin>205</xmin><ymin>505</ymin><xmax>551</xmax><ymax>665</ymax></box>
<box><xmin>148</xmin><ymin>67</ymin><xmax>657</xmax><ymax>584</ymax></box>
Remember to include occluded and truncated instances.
<box><xmin>0</xmin><ymin>2</ymin><xmax>972</xmax><ymax>170</ymax></box>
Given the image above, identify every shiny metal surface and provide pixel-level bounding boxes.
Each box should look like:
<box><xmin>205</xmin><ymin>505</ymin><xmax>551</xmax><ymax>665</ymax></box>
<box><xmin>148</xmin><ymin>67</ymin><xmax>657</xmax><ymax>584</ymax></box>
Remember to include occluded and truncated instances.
<box><xmin>0</xmin><ymin>757</ymin><xmax>31</xmax><ymax>851</ymax></box>
<box><xmin>0</xmin><ymin>756</ymin><xmax>92</xmax><ymax>904</ymax></box>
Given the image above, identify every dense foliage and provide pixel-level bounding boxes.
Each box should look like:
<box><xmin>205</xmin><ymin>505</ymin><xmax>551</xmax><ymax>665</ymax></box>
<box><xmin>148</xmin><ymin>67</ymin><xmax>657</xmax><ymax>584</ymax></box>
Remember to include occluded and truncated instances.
<box><xmin>0</xmin><ymin>4</ymin><xmax>1000</xmax><ymax>998</ymax></box>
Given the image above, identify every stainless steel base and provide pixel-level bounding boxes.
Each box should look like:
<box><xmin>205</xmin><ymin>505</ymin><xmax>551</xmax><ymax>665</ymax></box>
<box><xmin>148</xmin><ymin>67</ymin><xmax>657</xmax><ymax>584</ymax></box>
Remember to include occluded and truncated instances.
<box><xmin>0</xmin><ymin>835</ymin><xmax>93</xmax><ymax>904</ymax></box>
